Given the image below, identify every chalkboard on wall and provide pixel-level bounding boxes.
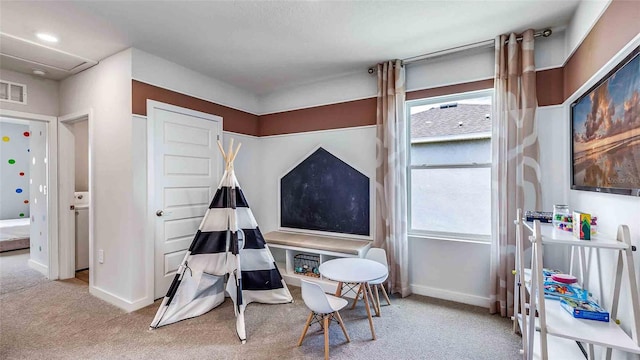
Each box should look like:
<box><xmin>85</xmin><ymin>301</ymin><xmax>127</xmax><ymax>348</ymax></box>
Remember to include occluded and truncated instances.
<box><xmin>280</xmin><ymin>147</ymin><xmax>370</xmax><ymax>236</ymax></box>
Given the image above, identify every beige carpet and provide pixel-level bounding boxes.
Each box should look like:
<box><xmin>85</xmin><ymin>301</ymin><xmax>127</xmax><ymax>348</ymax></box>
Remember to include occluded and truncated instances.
<box><xmin>0</xmin><ymin>250</ymin><xmax>522</xmax><ymax>359</ymax></box>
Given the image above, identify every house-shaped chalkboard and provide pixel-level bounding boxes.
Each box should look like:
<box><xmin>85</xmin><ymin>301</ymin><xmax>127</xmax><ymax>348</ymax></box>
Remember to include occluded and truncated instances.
<box><xmin>280</xmin><ymin>147</ymin><xmax>370</xmax><ymax>236</ymax></box>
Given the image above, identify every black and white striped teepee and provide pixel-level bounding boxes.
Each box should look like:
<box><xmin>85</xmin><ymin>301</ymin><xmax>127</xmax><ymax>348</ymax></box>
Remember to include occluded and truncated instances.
<box><xmin>150</xmin><ymin>139</ymin><xmax>293</xmax><ymax>343</ymax></box>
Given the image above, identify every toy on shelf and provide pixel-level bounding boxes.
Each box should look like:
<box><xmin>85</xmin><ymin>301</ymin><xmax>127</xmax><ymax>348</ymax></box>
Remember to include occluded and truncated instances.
<box><xmin>525</xmin><ymin>210</ymin><xmax>553</xmax><ymax>223</ymax></box>
<box><xmin>541</xmin><ymin>268</ymin><xmax>588</xmax><ymax>301</ymax></box>
<box><xmin>573</xmin><ymin>211</ymin><xmax>592</xmax><ymax>240</ymax></box>
<box><xmin>294</xmin><ymin>253</ymin><xmax>320</xmax><ymax>278</ymax></box>
<box><xmin>551</xmin><ymin>273</ymin><xmax>578</xmax><ymax>284</ymax></box>
<box><xmin>561</xmin><ymin>298</ymin><xmax>610</xmax><ymax>322</ymax></box>
<box><xmin>550</xmin><ymin>205</ymin><xmax>598</xmax><ymax>234</ymax></box>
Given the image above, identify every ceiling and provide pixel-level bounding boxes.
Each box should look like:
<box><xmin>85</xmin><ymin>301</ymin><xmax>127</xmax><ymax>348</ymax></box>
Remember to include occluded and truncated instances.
<box><xmin>0</xmin><ymin>1</ymin><xmax>581</xmax><ymax>95</ymax></box>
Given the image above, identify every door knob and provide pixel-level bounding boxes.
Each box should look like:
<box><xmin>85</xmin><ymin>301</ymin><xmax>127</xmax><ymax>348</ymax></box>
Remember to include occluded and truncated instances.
<box><xmin>156</xmin><ymin>210</ymin><xmax>164</xmax><ymax>217</ymax></box>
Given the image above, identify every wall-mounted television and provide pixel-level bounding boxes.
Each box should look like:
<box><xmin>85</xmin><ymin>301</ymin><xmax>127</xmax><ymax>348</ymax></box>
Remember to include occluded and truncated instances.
<box><xmin>570</xmin><ymin>45</ymin><xmax>640</xmax><ymax>197</ymax></box>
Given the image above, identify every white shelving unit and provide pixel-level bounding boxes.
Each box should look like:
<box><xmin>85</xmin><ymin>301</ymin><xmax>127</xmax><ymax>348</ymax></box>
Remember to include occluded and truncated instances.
<box><xmin>513</xmin><ymin>209</ymin><xmax>640</xmax><ymax>360</ymax></box>
<box><xmin>264</xmin><ymin>231</ymin><xmax>371</xmax><ymax>295</ymax></box>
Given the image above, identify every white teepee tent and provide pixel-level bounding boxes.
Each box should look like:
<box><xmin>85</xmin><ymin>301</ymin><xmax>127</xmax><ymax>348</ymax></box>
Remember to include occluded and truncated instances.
<box><xmin>150</xmin><ymin>139</ymin><xmax>293</xmax><ymax>343</ymax></box>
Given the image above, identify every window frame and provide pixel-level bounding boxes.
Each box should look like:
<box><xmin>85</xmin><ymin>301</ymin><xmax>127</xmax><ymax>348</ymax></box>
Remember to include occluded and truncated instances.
<box><xmin>406</xmin><ymin>89</ymin><xmax>493</xmax><ymax>242</ymax></box>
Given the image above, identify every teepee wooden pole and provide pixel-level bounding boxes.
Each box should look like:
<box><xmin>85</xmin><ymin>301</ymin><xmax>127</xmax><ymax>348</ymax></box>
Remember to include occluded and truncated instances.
<box><xmin>230</xmin><ymin>143</ymin><xmax>242</xmax><ymax>163</ymax></box>
<box><xmin>217</xmin><ymin>139</ymin><xmax>242</xmax><ymax>172</ymax></box>
<box><xmin>217</xmin><ymin>140</ymin><xmax>226</xmax><ymax>159</ymax></box>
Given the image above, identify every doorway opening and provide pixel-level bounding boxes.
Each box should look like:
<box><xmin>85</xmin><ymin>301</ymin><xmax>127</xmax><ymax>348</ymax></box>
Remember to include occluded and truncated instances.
<box><xmin>0</xmin><ymin>116</ymin><xmax>51</xmax><ymax>291</ymax></box>
<box><xmin>58</xmin><ymin>111</ymin><xmax>93</xmax><ymax>286</ymax></box>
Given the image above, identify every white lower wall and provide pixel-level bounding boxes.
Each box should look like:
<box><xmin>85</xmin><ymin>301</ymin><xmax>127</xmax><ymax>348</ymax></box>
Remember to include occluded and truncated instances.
<box><xmin>59</xmin><ymin>49</ymin><xmax>135</xmax><ymax>305</ymax></box>
<box><xmin>409</xmin><ymin>237</ymin><xmax>491</xmax><ymax>307</ymax></box>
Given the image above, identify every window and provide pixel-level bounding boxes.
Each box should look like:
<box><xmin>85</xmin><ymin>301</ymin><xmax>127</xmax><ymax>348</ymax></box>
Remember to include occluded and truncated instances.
<box><xmin>407</xmin><ymin>89</ymin><xmax>493</xmax><ymax>241</ymax></box>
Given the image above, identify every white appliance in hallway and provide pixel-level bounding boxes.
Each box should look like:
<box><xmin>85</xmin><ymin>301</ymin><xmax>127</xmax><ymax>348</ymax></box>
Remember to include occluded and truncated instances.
<box><xmin>74</xmin><ymin>191</ymin><xmax>89</xmax><ymax>271</ymax></box>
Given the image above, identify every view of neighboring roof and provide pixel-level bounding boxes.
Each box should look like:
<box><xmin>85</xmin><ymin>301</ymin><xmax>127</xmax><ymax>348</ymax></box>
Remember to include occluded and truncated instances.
<box><xmin>411</xmin><ymin>103</ymin><xmax>491</xmax><ymax>139</ymax></box>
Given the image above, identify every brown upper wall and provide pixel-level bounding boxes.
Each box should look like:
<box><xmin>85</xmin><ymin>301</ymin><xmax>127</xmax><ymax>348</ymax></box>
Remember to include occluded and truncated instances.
<box><xmin>537</xmin><ymin>67</ymin><xmax>564</xmax><ymax>107</ymax></box>
<box><xmin>258</xmin><ymin>98</ymin><xmax>377</xmax><ymax>136</ymax></box>
<box><xmin>132</xmin><ymin>80</ymin><xmax>260</xmax><ymax>136</ymax></box>
<box><xmin>564</xmin><ymin>0</ymin><xmax>640</xmax><ymax>100</ymax></box>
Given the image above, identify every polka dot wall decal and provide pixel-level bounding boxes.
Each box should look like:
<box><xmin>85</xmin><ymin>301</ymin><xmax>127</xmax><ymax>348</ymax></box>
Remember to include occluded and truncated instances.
<box><xmin>2</xmin><ymin>136</ymin><xmax>9</xmax><ymax>142</ymax></box>
<box><xmin>19</xmin><ymin>172</ymin><xmax>25</xmax><ymax>176</ymax></box>
<box><xmin>23</xmin><ymin>131</ymin><xmax>30</xmax><ymax>137</ymax></box>
<box><xmin>19</xmin><ymin>213</ymin><xmax>25</xmax><ymax>217</ymax></box>
<box><xmin>8</xmin><ymin>159</ymin><xmax>15</xmax><ymax>164</ymax></box>
<box><xmin>16</xmin><ymin>188</ymin><xmax>23</xmax><ymax>193</ymax></box>
<box><xmin>27</xmin><ymin>149</ymin><xmax>30</xmax><ymax>152</ymax></box>
<box><xmin>24</xmin><ymin>200</ymin><xmax>29</xmax><ymax>204</ymax></box>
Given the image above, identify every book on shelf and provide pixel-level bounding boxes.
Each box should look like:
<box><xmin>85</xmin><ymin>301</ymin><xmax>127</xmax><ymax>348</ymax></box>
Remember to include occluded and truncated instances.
<box><xmin>540</xmin><ymin>268</ymin><xmax>588</xmax><ymax>301</ymax></box>
<box><xmin>544</xmin><ymin>281</ymin><xmax>588</xmax><ymax>301</ymax></box>
<box><xmin>560</xmin><ymin>298</ymin><xmax>610</xmax><ymax>322</ymax></box>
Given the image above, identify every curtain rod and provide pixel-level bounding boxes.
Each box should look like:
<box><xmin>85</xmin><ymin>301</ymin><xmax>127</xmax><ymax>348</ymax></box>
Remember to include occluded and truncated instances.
<box><xmin>368</xmin><ymin>28</ymin><xmax>552</xmax><ymax>73</ymax></box>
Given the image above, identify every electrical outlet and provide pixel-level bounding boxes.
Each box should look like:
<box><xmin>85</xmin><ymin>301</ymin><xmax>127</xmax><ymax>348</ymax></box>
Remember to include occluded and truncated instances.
<box><xmin>98</xmin><ymin>249</ymin><xmax>104</xmax><ymax>264</ymax></box>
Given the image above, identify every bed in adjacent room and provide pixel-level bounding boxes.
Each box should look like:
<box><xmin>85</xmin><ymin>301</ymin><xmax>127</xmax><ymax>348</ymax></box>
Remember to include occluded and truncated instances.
<box><xmin>0</xmin><ymin>218</ymin><xmax>30</xmax><ymax>252</ymax></box>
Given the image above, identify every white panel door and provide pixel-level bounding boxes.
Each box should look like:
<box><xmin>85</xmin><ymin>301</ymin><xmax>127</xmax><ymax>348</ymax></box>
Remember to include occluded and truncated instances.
<box><xmin>149</xmin><ymin>101</ymin><xmax>222</xmax><ymax>299</ymax></box>
<box><xmin>58</xmin><ymin>121</ymin><xmax>76</xmax><ymax>279</ymax></box>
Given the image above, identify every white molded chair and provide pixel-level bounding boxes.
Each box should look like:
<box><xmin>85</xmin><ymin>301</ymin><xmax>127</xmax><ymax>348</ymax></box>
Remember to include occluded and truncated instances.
<box><xmin>352</xmin><ymin>248</ymin><xmax>391</xmax><ymax>313</ymax></box>
<box><xmin>298</xmin><ymin>279</ymin><xmax>350</xmax><ymax>360</ymax></box>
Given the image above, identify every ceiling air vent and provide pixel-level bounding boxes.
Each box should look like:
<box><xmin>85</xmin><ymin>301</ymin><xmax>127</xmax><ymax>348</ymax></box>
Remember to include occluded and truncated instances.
<box><xmin>0</xmin><ymin>79</ymin><xmax>27</xmax><ymax>104</ymax></box>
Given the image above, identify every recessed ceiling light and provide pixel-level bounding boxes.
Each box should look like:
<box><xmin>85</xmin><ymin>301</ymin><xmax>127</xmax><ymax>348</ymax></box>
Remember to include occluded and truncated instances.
<box><xmin>36</xmin><ymin>33</ymin><xmax>59</xmax><ymax>43</ymax></box>
<box><xmin>32</xmin><ymin>69</ymin><xmax>46</xmax><ymax>76</ymax></box>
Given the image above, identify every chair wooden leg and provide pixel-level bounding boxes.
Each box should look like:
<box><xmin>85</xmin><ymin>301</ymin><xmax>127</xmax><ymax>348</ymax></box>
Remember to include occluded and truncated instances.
<box><xmin>334</xmin><ymin>311</ymin><xmax>350</xmax><ymax>343</ymax></box>
<box><xmin>374</xmin><ymin>285</ymin><xmax>381</xmax><ymax>314</ymax></box>
<box><xmin>350</xmin><ymin>283</ymin><xmax>363</xmax><ymax>310</ymax></box>
<box><xmin>366</xmin><ymin>283</ymin><xmax>379</xmax><ymax>317</ymax></box>
<box><xmin>323</xmin><ymin>315</ymin><xmax>329</xmax><ymax>360</ymax></box>
<box><xmin>361</xmin><ymin>282</ymin><xmax>376</xmax><ymax>340</ymax></box>
<box><xmin>380</xmin><ymin>283</ymin><xmax>392</xmax><ymax>305</ymax></box>
<box><xmin>298</xmin><ymin>311</ymin><xmax>314</xmax><ymax>346</ymax></box>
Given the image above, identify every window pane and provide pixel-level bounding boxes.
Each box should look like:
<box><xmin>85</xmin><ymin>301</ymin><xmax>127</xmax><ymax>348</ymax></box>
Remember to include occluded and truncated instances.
<box><xmin>411</xmin><ymin>167</ymin><xmax>491</xmax><ymax>236</ymax></box>
<box><xmin>411</xmin><ymin>138</ymin><xmax>491</xmax><ymax>166</ymax></box>
<box><xmin>410</xmin><ymin>96</ymin><xmax>492</xmax><ymax>166</ymax></box>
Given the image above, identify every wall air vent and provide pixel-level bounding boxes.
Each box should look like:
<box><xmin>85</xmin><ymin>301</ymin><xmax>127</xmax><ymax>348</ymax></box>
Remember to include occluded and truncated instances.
<box><xmin>0</xmin><ymin>80</ymin><xmax>27</xmax><ymax>104</ymax></box>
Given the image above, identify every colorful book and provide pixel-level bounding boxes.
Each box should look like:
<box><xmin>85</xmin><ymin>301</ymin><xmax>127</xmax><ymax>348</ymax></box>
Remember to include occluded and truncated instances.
<box><xmin>544</xmin><ymin>281</ymin><xmax>588</xmax><ymax>301</ymax></box>
<box><xmin>560</xmin><ymin>298</ymin><xmax>610</xmax><ymax>322</ymax></box>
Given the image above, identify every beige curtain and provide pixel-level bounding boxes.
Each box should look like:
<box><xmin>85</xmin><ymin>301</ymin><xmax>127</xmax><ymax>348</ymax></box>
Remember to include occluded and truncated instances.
<box><xmin>489</xmin><ymin>30</ymin><xmax>542</xmax><ymax>316</ymax></box>
<box><xmin>375</xmin><ymin>60</ymin><xmax>410</xmax><ymax>298</ymax></box>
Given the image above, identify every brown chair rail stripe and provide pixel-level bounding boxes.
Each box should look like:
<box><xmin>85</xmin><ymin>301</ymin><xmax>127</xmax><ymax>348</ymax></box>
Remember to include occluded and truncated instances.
<box><xmin>132</xmin><ymin>80</ymin><xmax>260</xmax><ymax>136</ymax></box>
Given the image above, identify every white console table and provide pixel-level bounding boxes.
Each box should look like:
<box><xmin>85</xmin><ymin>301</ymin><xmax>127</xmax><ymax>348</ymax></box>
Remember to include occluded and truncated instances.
<box><xmin>264</xmin><ymin>231</ymin><xmax>372</xmax><ymax>294</ymax></box>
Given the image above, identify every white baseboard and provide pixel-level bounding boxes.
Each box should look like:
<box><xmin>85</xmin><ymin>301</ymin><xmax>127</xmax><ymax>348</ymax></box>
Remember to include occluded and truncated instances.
<box><xmin>410</xmin><ymin>284</ymin><xmax>490</xmax><ymax>308</ymax></box>
<box><xmin>90</xmin><ymin>286</ymin><xmax>153</xmax><ymax>313</ymax></box>
<box><xmin>28</xmin><ymin>259</ymin><xmax>48</xmax><ymax>276</ymax></box>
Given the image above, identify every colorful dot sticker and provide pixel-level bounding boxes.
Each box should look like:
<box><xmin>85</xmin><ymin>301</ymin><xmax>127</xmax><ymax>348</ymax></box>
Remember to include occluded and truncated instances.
<box><xmin>16</xmin><ymin>188</ymin><xmax>23</xmax><ymax>193</ymax></box>
<box><xmin>23</xmin><ymin>131</ymin><xmax>30</xmax><ymax>137</ymax></box>
<box><xmin>27</xmin><ymin>149</ymin><xmax>30</xmax><ymax>152</ymax></box>
<box><xmin>24</xmin><ymin>200</ymin><xmax>29</xmax><ymax>204</ymax></box>
<box><xmin>8</xmin><ymin>159</ymin><xmax>15</xmax><ymax>164</ymax></box>
<box><xmin>19</xmin><ymin>172</ymin><xmax>25</xmax><ymax>176</ymax></box>
<box><xmin>2</xmin><ymin>136</ymin><xmax>9</xmax><ymax>142</ymax></box>
<box><xmin>19</xmin><ymin>213</ymin><xmax>25</xmax><ymax>217</ymax></box>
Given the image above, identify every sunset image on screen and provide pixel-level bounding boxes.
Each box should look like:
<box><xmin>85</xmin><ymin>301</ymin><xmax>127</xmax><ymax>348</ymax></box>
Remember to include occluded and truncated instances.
<box><xmin>572</xmin><ymin>51</ymin><xmax>640</xmax><ymax>190</ymax></box>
